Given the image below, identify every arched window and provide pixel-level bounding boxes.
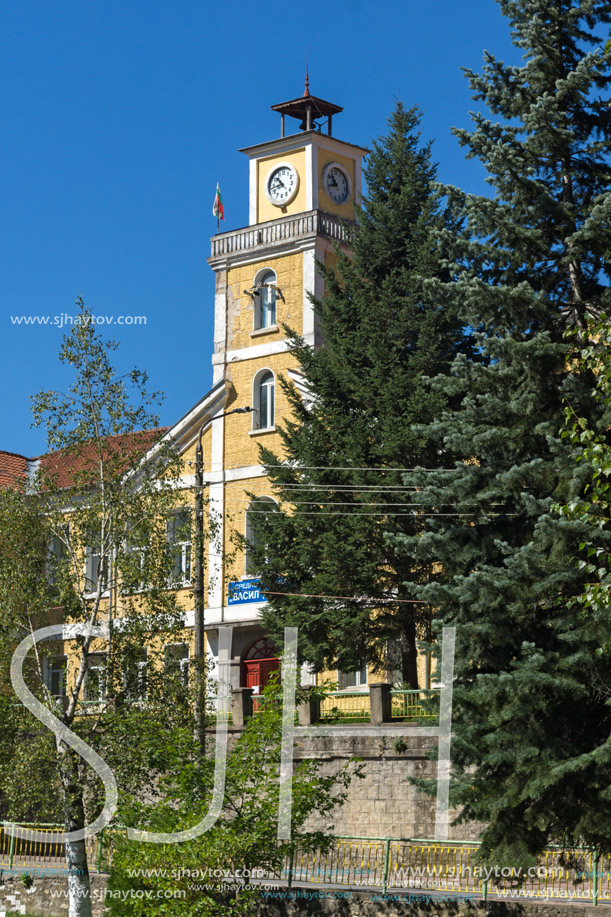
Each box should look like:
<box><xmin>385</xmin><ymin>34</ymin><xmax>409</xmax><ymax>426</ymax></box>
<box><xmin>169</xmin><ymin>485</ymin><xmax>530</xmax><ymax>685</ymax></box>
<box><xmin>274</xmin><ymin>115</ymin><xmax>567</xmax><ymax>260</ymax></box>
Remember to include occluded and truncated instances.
<box><xmin>245</xmin><ymin>497</ymin><xmax>278</xmax><ymax>574</ymax></box>
<box><xmin>253</xmin><ymin>369</ymin><xmax>275</xmax><ymax>430</ymax></box>
<box><xmin>244</xmin><ymin>638</ymin><xmax>277</xmax><ymax>661</ymax></box>
<box><xmin>254</xmin><ymin>270</ymin><xmax>277</xmax><ymax>330</ymax></box>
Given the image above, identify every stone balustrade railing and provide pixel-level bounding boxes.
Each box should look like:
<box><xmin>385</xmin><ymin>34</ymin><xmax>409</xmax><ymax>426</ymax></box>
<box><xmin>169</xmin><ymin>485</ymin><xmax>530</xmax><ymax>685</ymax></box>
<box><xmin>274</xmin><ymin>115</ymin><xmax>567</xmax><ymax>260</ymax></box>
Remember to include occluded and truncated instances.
<box><xmin>209</xmin><ymin>209</ymin><xmax>353</xmax><ymax>261</ymax></box>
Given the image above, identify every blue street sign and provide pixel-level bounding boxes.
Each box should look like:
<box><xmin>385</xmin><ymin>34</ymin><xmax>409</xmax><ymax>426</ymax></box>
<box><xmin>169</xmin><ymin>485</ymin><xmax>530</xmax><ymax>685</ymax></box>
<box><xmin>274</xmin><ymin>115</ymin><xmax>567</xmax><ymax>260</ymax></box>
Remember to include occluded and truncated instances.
<box><xmin>227</xmin><ymin>578</ymin><xmax>264</xmax><ymax>605</ymax></box>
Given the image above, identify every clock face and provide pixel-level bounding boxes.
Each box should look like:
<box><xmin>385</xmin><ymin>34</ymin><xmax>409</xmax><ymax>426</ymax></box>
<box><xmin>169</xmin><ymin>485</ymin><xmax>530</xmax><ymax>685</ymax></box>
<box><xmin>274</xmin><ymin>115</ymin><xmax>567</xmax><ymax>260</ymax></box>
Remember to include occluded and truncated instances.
<box><xmin>266</xmin><ymin>163</ymin><xmax>299</xmax><ymax>206</ymax></box>
<box><xmin>323</xmin><ymin>163</ymin><xmax>350</xmax><ymax>204</ymax></box>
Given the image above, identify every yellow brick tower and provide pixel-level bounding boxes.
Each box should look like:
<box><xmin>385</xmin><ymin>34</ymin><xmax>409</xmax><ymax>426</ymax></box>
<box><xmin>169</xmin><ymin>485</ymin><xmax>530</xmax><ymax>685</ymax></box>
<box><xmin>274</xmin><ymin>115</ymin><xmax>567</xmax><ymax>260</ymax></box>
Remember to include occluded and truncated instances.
<box><xmin>172</xmin><ymin>84</ymin><xmax>367</xmax><ymax>692</ymax></box>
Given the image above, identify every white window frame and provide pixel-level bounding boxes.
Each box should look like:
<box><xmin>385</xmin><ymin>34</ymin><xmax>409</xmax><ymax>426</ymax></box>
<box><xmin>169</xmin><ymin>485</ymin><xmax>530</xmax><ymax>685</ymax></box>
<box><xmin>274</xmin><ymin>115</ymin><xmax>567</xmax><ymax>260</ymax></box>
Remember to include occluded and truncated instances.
<box><xmin>164</xmin><ymin>643</ymin><xmax>190</xmax><ymax>686</ymax></box>
<box><xmin>84</xmin><ymin>653</ymin><xmax>107</xmax><ymax>703</ymax></box>
<box><xmin>337</xmin><ymin>663</ymin><xmax>368</xmax><ymax>691</ymax></box>
<box><xmin>123</xmin><ymin>647</ymin><xmax>148</xmax><ymax>702</ymax></box>
<box><xmin>46</xmin><ymin>527</ymin><xmax>69</xmax><ymax>588</ymax></box>
<box><xmin>84</xmin><ymin>546</ymin><xmax>109</xmax><ymax>595</ymax></box>
<box><xmin>123</xmin><ymin>521</ymin><xmax>146</xmax><ymax>593</ymax></box>
<box><xmin>44</xmin><ymin>655</ymin><xmax>67</xmax><ymax>697</ymax></box>
<box><xmin>252</xmin><ymin>369</ymin><xmax>275</xmax><ymax>432</ymax></box>
<box><xmin>166</xmin><ymin>509</ymin><xmax>192</xmax><ymax>587</ymax></box>
<box><xmin>253</xmin><ymin>268</ymin><xmax>278</xmax><ymax>331</ymax></box>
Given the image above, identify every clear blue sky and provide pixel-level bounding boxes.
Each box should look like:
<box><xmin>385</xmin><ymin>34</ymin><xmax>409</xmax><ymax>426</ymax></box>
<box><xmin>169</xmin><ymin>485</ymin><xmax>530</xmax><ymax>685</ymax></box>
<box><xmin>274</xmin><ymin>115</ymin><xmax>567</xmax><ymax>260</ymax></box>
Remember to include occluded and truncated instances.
<box><xmin>1</xmin><ymin>0</ymin><xmax>519</xmax><ymax>456</ymax></box>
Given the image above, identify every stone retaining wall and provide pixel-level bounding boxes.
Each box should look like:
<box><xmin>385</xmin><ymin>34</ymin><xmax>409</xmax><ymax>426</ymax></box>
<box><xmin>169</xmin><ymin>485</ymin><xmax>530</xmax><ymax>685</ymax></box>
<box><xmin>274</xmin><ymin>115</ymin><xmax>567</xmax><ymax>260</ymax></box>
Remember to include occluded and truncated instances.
<box><xmin>0</xmin><ymin>874</ymin><xmax>108</xmax><ymax>916</ymax></box>
<box><xmin>255</xmin><ymin>894</ymin><xmax>603</xmax><ymax>917</ymax></box>
<box><xmin>293</xmin><ymin>731</ymin><xmax>479</xmax><ymax>840</ymax></box>
<box><xmin>0</xmin><ymin>878</ymin><xmax>601</xmax><ymax>917</ymax></box>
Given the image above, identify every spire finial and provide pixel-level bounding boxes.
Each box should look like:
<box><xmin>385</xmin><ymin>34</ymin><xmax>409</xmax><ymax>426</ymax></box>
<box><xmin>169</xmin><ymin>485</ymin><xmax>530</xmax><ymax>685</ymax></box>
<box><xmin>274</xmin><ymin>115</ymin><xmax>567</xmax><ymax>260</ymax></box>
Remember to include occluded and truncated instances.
<box><xmin>303</xmin><ymin>48</ymin><xmax>310</xmax><ymax>97</ymax></box>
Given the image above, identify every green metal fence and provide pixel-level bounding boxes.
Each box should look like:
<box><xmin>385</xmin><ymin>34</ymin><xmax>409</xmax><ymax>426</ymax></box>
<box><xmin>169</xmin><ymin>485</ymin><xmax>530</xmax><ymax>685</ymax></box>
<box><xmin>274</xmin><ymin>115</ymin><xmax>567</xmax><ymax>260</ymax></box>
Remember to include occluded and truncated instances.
<box><xmin>0</xmin><ymin>824</ymin><xmax>99</xmax><ymax>873</ymax></box>
<box><xmin>391</xmin><ymin>689</ymin><xmax>438</xmax><ymax>721</ymax></box>
<box><xmin>319</xmin><ymin>689</ymin><xmax>439</xmax><ymax>723</ymax></box>
<box><xmin>4</xmin><ymin>827</ymin><xmax>611</xmax><ymax>905</ymax></box>
<box><xmin>320</xmin><ymin>691</ymin><xmax>371</xmax><ymax>721</ymax></box>
<box><xmin>276</xmin><ymin>837</ymin><xmax>610</xmax><ymax>902</ymax></box>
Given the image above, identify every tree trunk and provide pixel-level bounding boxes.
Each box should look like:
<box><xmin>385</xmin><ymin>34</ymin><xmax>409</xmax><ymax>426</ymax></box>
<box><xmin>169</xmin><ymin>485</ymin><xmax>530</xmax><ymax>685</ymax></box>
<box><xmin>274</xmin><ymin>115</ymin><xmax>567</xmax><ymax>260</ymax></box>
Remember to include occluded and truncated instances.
<box><xmin>57</xmin><ymin>740</ymin><xmax>93</xmax><ymax>917</ymax></box>
<box><xmin>400</xmin><ymin>616</ymin><xmax>419</xmax><ymax>689</ymax></box>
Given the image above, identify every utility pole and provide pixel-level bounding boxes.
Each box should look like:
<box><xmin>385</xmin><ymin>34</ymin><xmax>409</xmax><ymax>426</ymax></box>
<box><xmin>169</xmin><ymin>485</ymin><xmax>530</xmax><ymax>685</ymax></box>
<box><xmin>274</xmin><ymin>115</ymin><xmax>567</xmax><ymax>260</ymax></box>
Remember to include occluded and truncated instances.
<box><xmin>193</xmin><ymin>406</ymin><xmax>252</xmax><ymax>753</ymax></box>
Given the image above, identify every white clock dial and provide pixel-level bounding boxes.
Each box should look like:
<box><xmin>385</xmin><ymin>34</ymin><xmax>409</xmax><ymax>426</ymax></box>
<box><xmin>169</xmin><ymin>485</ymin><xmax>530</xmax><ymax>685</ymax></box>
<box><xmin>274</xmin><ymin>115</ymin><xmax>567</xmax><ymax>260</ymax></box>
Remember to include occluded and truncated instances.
<box><xmin>266</xmin><ymin>163</ymin><xmax>299</xmax><ymax>206</ymax></box>
<box><xmin>322</xmin><ymin>163</ymin><xmax>351</xmax><ymax>204</ymax></box>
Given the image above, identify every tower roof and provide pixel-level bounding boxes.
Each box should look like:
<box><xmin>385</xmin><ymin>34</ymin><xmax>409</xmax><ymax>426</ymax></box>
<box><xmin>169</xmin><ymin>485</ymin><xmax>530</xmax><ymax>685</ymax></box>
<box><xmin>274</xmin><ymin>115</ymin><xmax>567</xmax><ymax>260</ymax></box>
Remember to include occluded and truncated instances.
<box><xmin>271</xmin><ymin>94</ymin><xmax>343</xmax><ymax>121</ymax></box>
<box><xmin>271</xmin><ymin>88</ymin><xmax>343</xmax><ymax>136</ymax></box>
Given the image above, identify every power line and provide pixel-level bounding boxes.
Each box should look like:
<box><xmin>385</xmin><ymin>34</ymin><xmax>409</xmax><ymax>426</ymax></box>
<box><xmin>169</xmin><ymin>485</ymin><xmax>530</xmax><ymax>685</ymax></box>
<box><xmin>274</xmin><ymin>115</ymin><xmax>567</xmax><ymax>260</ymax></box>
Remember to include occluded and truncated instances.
<box><xmin>188</xmin><ymin>484</ymin><xmax>424</xmax><ymax>492</ymax></box>
<box><xmin>248</xmin><ymin>510</ymin><xmax>517</xmax><ymax>517</ymax></box>
<box><xmin>225</xmin><ymin>500</ymin><xmax>505</xmax><ymax>508</ymax></box>
<box><xmin>265</xmin><ymin>465</ymin><xmax>457</xmax><ymax>472</ymax></box>
<box><xmin>261</xmin><ymin>589</ymin><xmax>425</xmax><ymax>604</ymax></box>
<box><xmin>265</xmin><ymin>484</ymin><xmax>425</xmax><ymax>491</ymax></box>
<box><xmin>285</xmin><ymin>502</ymin><xmax>504</xmax><ymax>508</ymax></box>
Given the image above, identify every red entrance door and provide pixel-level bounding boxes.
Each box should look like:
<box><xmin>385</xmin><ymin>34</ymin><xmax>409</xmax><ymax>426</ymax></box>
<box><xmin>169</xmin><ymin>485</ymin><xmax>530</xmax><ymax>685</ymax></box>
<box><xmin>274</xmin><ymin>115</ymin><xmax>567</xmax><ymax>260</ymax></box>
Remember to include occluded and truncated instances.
<box><xmin>242</xmin><ymin>639</ymin><xmax>280</xmax><ymax>709</ymax></box>
<box><xmin>244</xmin><ymin>658</ymin><xmax>280</xmax><ymax>694</ymax></box>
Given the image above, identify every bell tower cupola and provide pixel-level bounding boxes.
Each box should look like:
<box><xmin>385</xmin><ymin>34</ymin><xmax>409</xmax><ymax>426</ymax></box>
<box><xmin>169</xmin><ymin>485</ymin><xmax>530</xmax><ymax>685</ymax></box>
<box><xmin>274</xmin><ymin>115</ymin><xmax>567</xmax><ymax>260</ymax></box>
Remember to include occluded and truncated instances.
<box><xmin>238</xmin><ymin>82</ymin><xmax>367</xmax><ymax>226</ymax></box>
<box><xmin>270</xmin><ymin>76</ymin><xmax>344</xmax><ymax>137</ymax></box>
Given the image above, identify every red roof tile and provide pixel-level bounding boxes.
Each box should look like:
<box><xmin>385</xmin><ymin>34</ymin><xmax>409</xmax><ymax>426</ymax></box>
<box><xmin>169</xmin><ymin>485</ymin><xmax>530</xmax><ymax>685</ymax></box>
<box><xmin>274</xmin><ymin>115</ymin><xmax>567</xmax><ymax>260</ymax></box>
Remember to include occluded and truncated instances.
<box><xmin>35</xmin><ymin>428</ymin><xmax>170</xmax><ymax>490</ymax></box>
<box><xmin>1</xmin><ymin>428</ymin><xmax>170</xmax><ymax>492</ymax></box>
<box><xmin>0</xmin><ymin>451</ymin><xmax>28</xmax><ymax>491</ymax></box>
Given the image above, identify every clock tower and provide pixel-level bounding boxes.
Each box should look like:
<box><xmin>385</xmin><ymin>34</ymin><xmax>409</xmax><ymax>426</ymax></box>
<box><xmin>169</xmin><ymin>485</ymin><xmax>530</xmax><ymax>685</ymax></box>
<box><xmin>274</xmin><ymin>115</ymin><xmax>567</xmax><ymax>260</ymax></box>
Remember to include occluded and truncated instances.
<box><xmin>201</xmin><ymin>86</ymin><xmax>367</xmax><ymax>690</ymax></box>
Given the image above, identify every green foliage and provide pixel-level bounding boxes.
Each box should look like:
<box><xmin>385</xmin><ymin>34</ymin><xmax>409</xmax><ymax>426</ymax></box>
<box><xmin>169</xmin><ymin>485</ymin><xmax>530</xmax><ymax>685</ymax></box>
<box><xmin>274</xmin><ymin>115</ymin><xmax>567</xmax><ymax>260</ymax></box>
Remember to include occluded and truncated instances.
<box><xmin>394</xmin><ymin>0</ymin><xmax>611</xmax><ymax>863</ymax></box>
<box><xmin>106</xmin><ymin>681</ymin><xmax>360</xmax><ymax>917</ymax></box>
<box><xmin>245</xmin><ymin>102</ymin><xmax>471</xmax><ymax>687</ymax></box>
<box><xmin>0</xmin><ymin>299</ymin><xmax>197</xmax><ymax>915</ymax></box>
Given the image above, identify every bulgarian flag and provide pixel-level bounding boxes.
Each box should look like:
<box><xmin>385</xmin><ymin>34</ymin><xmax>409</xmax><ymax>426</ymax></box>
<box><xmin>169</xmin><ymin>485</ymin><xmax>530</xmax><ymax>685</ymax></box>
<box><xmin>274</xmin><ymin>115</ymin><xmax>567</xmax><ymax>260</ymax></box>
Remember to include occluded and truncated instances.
<box><xmin>212</xmin><ymin>183</ymin><xmax>225</xmax><ymax>222</ymax></box>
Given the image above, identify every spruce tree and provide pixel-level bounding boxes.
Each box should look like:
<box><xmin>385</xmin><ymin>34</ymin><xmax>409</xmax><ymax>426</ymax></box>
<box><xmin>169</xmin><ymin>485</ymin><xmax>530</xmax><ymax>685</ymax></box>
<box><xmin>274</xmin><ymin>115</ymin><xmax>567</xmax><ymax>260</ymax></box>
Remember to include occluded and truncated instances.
<box><xmin>395</xmin><ymin>0</ymin><xmax>611</xmax><ymax>860</ymax></box>
<box><xmin>247</xmin><ymin>103</ymin><xmax>471</xmax><ymax>687</ymax></box>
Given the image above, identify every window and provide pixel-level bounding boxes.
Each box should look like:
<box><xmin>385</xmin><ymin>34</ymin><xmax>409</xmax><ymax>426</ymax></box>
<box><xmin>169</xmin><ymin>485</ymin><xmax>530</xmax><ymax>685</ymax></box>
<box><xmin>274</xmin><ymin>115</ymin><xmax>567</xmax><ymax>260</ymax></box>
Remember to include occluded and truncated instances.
<box><xmin>254</xmin><ymin>270</ymin><xmax>277</xmax><ymax>329</ymax></box>
<box><xmin>164</xmin><ymin>643</ymin><xmax>190</xmax><ymax>687</ymax></box>
<box><xmin>338</xmin><ymin>664</ymin><xmax>368</xmax><ymax>690</ymax></box>
<box><xmin>123</xmin><ymin>647</ymin><xmax>148</xmax><ymax>702</ymax></box>
<box><xmin>85</xmin><ymin>545</ymin><xmax>108</xmax><ymax>594</ymax></box>
<box><xmin>121</xmin><ymin>519</ymin><xmax>148</xmax><ymax>592</ymax></box>
<box><xmin>84</xmin><ymin>653</ymin><xmax>107</xmax><ymax>702</ymax></box>
<box><xmin>253</xmin><ymin>370</ymin><xmax>275</xmax><ymax>431</ymax></box>
<box><xmin>44</xmin><ymin>656</ymin><xmax>67</xmax><ymax>696</ymax></box>
<box><xmin>167</xmin><ymin>510</ymin><xmax>192</xmax><ymax>586</ymax></box>
<box><xmin>46</xmin><ymin>529</ymin><xmax>68</xmax><ymax>588</ymax></box>
<box><xmin>245</xmin><ymin>497</ymin><xmax>278</xmax><ymax>574</ymax></box>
